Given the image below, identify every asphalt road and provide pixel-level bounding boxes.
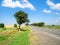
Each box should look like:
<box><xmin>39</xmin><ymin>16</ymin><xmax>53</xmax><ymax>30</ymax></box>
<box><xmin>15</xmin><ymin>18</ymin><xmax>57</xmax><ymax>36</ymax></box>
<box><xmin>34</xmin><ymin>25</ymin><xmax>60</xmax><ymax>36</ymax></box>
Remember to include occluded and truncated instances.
<box><xmin>30</xmin><ymin>26</ymin><xmax>60</xmax><ymax>45</ymax></box>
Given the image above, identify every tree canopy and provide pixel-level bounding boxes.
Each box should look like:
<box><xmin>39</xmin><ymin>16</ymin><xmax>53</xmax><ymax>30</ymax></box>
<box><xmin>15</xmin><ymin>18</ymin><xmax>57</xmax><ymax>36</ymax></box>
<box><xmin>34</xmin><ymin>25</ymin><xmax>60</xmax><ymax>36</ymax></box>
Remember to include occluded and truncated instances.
<box><xmin>14</xmin><ymin>10</ymin><xmax>29</xmax><ymax>30</ymax></box>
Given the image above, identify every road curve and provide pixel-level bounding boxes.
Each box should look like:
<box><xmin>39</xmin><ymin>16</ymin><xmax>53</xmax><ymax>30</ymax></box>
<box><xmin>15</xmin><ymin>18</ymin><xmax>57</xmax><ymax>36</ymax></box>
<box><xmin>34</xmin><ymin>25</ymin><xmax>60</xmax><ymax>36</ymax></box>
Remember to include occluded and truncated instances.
<box><xmin>30</xmin><ymin>26</ymin><xmax>60</xmax><ymax>45</ymax></box>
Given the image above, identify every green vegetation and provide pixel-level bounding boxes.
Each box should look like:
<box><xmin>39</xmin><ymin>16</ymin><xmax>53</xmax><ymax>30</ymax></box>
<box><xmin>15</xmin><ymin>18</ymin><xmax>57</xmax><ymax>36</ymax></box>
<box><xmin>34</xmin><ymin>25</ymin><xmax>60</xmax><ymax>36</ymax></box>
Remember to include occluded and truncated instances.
<box><xmin>14</xmin><ymin>10</ymin><xmax>29</xmax><ymax>30</ymax></box>
<box><xmin>0</xmin><ymin>23</ymin><xmax>4</xmax><ymax>28</ymax></box>
<box><xmin>8</xmin><ymin>27</ymin><xmax>30</xmax><ymax>45</ymax></box>
<box><xmin>43</xmin><ymin>25</ymin><xmax>60</xmax><ymax>29</ymax></box>
<box><xmin>0</xmin><ymin>10</ymin><xmax>30</xmax><ymax>45</ymax></box>
<box><xmin>0</xmin><ymin>26</ymin><xmax>30</xmax><ymax>45</ymax></box>
<box><xmin>0</xmin><ymin>28</ymin><xmax>16</xmax><ymax>44</ymax></box>
<box><xmin>14</xmin><ymin>24</ymin><xmax>17</xmax><ymax>28</ymax></box>
<box><xmin>0</xmin><ymin>28</ymin><xmax>7</xmax><ymax>32</ymax></box>
<box><xmin>31</xmin><ymin>22</ymin><xmax>45</xmax><ymax>27</ymax></box>
<box><xmin>31</xmin><ymin>22</ymin><xmax>60</xmax><ymax>29</ymax></box>
<box><xmin>0</xmin><ymin>34</ymin><xmax>9</xmax><ymax>44</ymax></box>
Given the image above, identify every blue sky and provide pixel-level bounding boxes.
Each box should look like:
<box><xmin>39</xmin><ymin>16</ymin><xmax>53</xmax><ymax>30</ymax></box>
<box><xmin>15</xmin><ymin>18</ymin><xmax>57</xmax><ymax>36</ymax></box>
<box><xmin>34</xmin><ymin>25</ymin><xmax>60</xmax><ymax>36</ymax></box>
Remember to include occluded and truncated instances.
<box><xmin>0</xmin><ymin>0</ymin><xmax>60</xmax><ymax>25</ymax></box>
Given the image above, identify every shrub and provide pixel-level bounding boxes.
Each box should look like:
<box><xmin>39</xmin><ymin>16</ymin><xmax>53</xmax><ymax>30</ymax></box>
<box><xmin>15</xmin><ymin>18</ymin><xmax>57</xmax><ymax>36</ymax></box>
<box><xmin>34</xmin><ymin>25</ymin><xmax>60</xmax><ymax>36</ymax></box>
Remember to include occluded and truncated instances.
<box><xmin>14</xmin><ymin>24</ymin><xmax>17</xmax><ymax>28</ymax></box>
<box><xmin>52</xmin><ymin>25</ymin><xmax>55</xmax><ymax>26</ymax></box>
<box><xmin>0</xmin><ymin>23</ymin><xmax>4</xmax><ymax>28</ymax></box>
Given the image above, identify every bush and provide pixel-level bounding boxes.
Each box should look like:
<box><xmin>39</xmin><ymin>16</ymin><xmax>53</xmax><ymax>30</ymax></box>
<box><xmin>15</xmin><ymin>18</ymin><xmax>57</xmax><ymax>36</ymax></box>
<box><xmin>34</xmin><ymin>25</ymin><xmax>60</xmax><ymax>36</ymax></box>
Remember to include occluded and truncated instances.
<box><xmin>0</xmin><ymin>23</ymin><xmax>4</xmax><ymax>28</ymax></box>
<box><xmin>52</xmin><ymin>25</ymin><xmax>55</xmax><ymax>26</ymax></box>
<box><xmin>14</xmin><ymin>24</ymin><xmax>17</xmax><ymax>28</ymax></box>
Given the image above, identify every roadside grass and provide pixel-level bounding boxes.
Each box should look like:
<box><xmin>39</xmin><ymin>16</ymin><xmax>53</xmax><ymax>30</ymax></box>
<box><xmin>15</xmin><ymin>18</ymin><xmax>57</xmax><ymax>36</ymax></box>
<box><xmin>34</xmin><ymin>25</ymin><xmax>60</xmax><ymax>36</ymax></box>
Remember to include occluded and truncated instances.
<box><xmin>8</xmin><ymin>26</ymin><xmax>30</xmax><ymax>45</ymax></box>
<box><xmin>43</xmin><ymin>25</ymin><xmax>60</xmax><ymax>29</ymax></box>
<box><xmin>0</xmin><ymin>26</ymin><xmax>30</xmax><ymax>45</ymax></box>
<box><xmin>0</xmin><ymin>28</ymin><xmax>18</xmax><ymax>45</ymax></box>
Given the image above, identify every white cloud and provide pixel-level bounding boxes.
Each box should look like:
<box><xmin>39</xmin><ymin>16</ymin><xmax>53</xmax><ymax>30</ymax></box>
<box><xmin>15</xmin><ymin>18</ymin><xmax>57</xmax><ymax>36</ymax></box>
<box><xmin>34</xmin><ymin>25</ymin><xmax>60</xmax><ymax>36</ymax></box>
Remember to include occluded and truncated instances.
<box><xmin>43</xmin><ymin>9</ymin><xmax>51</xmax><ymax>14</ymax></box>
<box><xmin>1</xmin><ymin>0</ymin><xmax>35</xmax><ymax>10</ymax></box>
<box><xmin>22</xmin><ymin>0</ymin><xmax>35</xmax><ymax>10</ymax></box>
<box><xmin>47</xmin><ymin>0</ymin><xmax>60</xmax><ymax>10</ymax></box>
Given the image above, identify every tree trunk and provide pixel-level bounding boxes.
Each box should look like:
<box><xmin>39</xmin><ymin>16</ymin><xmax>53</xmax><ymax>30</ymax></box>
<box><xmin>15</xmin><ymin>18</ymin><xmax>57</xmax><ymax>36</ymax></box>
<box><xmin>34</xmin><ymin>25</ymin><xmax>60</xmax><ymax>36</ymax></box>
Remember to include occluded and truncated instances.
<box><xmin>19</xmin><ymin>24</ymin><xmax>21</xmax><ymax>31</ymax></box>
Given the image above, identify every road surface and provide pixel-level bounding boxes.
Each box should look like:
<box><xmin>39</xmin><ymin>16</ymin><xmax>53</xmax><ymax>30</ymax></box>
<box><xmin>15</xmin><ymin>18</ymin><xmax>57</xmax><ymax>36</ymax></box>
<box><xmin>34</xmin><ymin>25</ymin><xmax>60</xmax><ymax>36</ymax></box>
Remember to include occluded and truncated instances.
<box><xmin>30</xmin><ymin>26</ymin><xmax>60</xmax><ymax>45</ymax></box>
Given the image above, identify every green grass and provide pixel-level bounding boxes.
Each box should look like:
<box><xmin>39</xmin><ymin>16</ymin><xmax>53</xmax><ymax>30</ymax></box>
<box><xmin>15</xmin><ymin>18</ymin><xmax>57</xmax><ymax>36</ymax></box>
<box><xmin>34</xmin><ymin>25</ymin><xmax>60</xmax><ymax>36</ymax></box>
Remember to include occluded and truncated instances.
<box><xmin>43</xmin><ymin>25</ymin><xmax>60</xmax><ymax>29</ymax></box>
<box><xmin>8</xmin><ymin>27</ymin><xmax>30</xmax><ymax>45</ymax></box>
<box><xmin>0</xmin><ymin>28</ymin><xmax>18</xmax><ymax>45</ymax></box>
<box><xmin>0</xmin><ymin>27</ymin><xmax>30</xmax><ymax>45</ymax></box>
<box><xmin>0</xmin><ymin>28</ymin><xmax>6</xmax><ymax>32</ymax></box>
<box><xmin>0</xmin><ymin>35</ymin><xmax>9</xmax><ymax>41</ymax></box>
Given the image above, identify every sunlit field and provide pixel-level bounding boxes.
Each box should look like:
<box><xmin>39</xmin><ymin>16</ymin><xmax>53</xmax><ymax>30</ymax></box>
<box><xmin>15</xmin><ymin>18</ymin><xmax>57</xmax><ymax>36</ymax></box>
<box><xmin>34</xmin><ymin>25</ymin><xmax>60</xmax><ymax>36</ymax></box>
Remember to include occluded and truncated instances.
<box><xmin>0</xmin><ymin>26</ymin><xmax>30</xmax><ymax>45</ymax></box>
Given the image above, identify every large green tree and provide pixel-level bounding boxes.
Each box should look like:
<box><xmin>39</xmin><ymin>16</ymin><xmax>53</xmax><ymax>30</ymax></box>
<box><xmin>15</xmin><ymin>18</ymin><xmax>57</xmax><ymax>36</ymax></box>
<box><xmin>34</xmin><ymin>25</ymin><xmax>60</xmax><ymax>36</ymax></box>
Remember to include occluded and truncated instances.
<box><xmin>14</xmin><ymin>10</ymin><xmax>29</xmax><ymax>30</ymax></box>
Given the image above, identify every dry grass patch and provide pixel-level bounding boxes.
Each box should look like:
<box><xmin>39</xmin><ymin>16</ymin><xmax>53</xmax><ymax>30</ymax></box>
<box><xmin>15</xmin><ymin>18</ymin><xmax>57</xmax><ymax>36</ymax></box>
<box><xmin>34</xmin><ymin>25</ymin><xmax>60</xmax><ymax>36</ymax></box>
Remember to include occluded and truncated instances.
<box><xmin>29</xmin><ymin>30</ymin><xmax>40</xmax><ymax>45</ymax></box>
<box><xmin>0</xmin><ymin>30</ymin><xmax>18</xmax><ymax>36</ymax></box>
<box><xmin>0</xmin><ymin>29</ymin><xmax>19</xmax><ymax>45</ymax></box>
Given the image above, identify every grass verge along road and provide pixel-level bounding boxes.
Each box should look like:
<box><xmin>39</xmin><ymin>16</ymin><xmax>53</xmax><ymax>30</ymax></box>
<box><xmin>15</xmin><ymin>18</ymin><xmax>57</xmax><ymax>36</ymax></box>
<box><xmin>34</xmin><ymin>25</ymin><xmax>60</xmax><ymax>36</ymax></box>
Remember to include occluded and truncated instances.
<box><xmin>0</xmin><ymin>26</ymin><xmax>30</xmax><ymax>45</ymax></box>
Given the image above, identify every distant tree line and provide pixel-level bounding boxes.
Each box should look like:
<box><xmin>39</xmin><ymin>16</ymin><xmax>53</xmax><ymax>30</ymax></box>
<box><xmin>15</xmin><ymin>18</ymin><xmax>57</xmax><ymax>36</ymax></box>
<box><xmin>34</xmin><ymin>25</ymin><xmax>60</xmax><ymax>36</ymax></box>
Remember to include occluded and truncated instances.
<box><xmin>31</xmin><ymin>22</ymin><xmax>45</xmax><ymax>27</ymax></box>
